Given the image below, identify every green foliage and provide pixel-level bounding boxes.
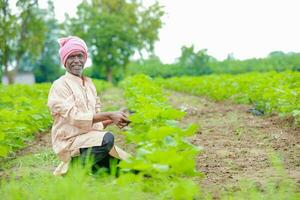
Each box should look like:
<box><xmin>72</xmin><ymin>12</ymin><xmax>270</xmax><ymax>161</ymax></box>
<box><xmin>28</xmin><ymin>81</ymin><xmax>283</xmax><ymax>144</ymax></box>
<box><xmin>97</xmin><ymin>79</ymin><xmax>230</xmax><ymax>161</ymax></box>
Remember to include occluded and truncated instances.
<box><xmin>127</xmin><ymin>51</ymin><xmax>300</xmax><ymax>79</ymax></box>
<box><xmin>0</xmin><ymin>0</ymin><xmax>18</xmax><ymax>75</ymax></box>
<box><xmin>128</xmin><ymin>56</ymin><xmax>187</xmax><ymax>78</ymax></box>
<box><xmin>92</xmin><ymin>79</ymin><xmax>113</xmax><ymax>93</ymax></box>
<box><xmin>66</xmin><ymin>0</ymin><xmax>164</xmax><ymax>82</ymax></box>
<box><xmin>15</xmin><ymin>0</ymin><xmax>47</xmax><ymax>58</ymax></box>
<box><xmin>83</xmin><ymin>64</ymin><xmax>125</xmax><ymax>85</ymax></box>
<box><xmin>157</xmin><ymin>71</ymin><xmax>300</xmax><ymax>123</ymax></box>
<box><xmin>0</xmin><ymin>83</ymin><xmax>51</xmax><ymax>157</ymax></box>
<box><xmin>0</xmin><ymin>1</ymin><xmax>66</xmax><ymax>83</ymax></box>
<box><xmin>209</xmin><ymin>51</ymin><xmax>300</xmax><ymax>74</ymax></box>
<box><xmin>0</xmin><ymin>165</ymin><xmax>154</xmax><ymax>200</ymax></box>
<box><xmin>127</xmin><ymin>46</ymin><xmax>214</xmax><ymax>78</ymax></box>
<box><xmin>0</xmin><ymin>0</ymin><xmax>48</xmax><ymax>83</ymax></box>
<box><xmin>33</xmin><ymin>1</ymin><xmax>63</xmax><ymax>83</ymax></box>
<box><xmin>1</xmin><ymin>148</ymin><xmax>299</xmax><ymax>199</ymax></box>
<box><xmin>178</xmin><ymin>45</ymin><xmax>213</xmax><ymax>75</ymax></box>
<box><xmin>119</xmin><ymin>74</ymin><xmax>201</xmax><ymax>198</ymax></box>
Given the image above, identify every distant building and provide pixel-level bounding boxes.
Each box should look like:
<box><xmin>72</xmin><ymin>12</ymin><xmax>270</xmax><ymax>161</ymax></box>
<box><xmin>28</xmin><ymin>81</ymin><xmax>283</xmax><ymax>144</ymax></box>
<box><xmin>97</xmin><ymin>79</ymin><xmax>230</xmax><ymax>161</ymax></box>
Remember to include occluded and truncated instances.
<box><xmin>2</xmin><ymin>72</ymin><xmax>35</xmax><ymax>85</ymax></box>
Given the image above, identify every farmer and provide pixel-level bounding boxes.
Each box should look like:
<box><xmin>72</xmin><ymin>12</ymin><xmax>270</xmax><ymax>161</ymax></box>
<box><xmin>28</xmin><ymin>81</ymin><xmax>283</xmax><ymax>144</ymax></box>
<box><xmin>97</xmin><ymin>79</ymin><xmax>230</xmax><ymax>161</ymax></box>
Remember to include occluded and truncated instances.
<box><xmin>47</xmin><ymin>36</ymin><xmax>131</xmax><ymax>176</ymax></box>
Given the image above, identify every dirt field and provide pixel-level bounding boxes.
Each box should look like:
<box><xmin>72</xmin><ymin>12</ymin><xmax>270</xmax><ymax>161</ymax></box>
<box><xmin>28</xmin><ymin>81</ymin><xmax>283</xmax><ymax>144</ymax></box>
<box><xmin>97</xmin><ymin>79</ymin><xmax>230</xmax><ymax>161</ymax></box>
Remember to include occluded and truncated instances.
<box><xmin>167</xmin><ymin>90</ymin><xmax>300</xmax><ymax>198</ymax></box>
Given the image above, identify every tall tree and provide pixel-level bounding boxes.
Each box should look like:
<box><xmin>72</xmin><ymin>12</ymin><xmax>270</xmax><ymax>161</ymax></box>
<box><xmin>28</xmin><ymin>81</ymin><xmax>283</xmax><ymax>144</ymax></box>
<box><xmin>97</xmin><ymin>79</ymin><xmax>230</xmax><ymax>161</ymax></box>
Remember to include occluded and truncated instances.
<box><xmin>0</xmin><ymin>0</ymin><xmax>47</xmax><ymax>84</ymax></box>
<box><xmin>66</xmin><ymin>0</ymin><xmax>164</xmax><ymax>82</ymax></box>
<box><xmin>0</xmin><ymin>0</ymin><xmax>18</xmax><ymax>82</ymax></box>
<box><xmin>178</xmin><ymin>45</ymin><xmax>212</xmax><ymax>75</ymax></box>
<box><xmin>33</xmin><ymin>1</ymin><xmax>63</xmax><ymax>83</ymax></box>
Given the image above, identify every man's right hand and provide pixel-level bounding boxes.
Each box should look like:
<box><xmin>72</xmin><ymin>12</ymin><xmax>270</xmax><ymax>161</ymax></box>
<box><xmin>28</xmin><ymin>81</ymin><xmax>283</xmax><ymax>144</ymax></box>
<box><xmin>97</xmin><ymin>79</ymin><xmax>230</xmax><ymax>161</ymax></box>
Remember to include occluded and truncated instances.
<box><xmin>109</xmin><ymin>111</ymin><xmax>131</xmax><ymax>129</ymax></box>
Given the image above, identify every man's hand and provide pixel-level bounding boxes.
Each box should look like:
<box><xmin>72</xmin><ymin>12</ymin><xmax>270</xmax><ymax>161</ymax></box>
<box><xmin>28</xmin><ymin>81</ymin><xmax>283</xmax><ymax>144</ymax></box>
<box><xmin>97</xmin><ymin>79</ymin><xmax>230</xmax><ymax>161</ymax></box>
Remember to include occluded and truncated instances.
<box><xmin>93</xmin><ymin>111</ymin><xmax>131</xmax><ymax>129</ymax></box>
<box><xmin>109</xmin><ymin>111</ymin><xmax>131</xmax><ymax>129</ymax></box>
<box><xmin>102</xmin><ymin>119</ymin><xmax>114</xmax><ymax>129</ymax></box>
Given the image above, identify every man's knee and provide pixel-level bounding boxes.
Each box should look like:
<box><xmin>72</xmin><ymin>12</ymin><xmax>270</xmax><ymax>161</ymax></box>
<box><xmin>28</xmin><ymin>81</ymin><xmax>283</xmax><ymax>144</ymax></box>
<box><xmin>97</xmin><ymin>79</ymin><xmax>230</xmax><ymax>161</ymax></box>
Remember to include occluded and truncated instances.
<box><xmin>102</xmin><ymin>132</ymin><xmax>114</xmax><ymax>151</ymax></box>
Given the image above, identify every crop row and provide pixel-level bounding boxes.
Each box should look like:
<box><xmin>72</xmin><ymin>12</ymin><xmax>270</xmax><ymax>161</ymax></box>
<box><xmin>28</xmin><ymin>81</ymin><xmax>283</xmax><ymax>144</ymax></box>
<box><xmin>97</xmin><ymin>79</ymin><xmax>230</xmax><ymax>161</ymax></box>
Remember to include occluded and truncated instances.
<box><xmin>119</xmin><ymin>74</ymin><xmax>201</xmax><ymax>199</ymax></box>
<box><xmin>157</xmin><ymin>71</ymin><xmax>300</xmax><ymax>123</ymax></box>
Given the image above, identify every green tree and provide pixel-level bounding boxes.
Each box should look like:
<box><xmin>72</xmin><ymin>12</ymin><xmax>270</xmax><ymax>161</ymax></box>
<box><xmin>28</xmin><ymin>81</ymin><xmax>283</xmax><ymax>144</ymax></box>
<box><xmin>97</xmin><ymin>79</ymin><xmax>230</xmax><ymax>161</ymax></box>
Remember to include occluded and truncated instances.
<box><xmin>66</xmin><ymin>0</ymin><xmax>164</xmax><ymax>83</ymax></box>
<box><xmin>0</xmin><ymin>0</ymin><xmax>18</xmax><ymax>82</ymax></box>
<box><xmin>33</xmin><ymin>1</ymin><xmax>63</xmax><ymax>83</ymax></box>
<box><xmin>0</xmin><ymin>0</ymin><xmax>47</xmax><ymax>84</ymax></box>
<box><xmin>208</xmin><ymin>51</ymin><xmax>300</xmax><ymax>74</ymax></box>
<box><xmin>178</xmin><ymin>45</ymin><xmax>212</xmax><ymax>75</ymax></box>
<box><xmin>127</xmin><ymin>55</ymin><xmax>164</xmax><ymax>77</ymax></box>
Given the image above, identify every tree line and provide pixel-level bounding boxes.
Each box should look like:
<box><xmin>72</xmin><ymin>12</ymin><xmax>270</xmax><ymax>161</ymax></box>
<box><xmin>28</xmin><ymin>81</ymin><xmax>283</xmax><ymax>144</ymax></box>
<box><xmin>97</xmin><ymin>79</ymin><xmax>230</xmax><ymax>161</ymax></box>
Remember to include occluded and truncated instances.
<box><xmin>128</xmin><ymin>46</ymin><xmax>300</xmax><ymax>78</ymax></box>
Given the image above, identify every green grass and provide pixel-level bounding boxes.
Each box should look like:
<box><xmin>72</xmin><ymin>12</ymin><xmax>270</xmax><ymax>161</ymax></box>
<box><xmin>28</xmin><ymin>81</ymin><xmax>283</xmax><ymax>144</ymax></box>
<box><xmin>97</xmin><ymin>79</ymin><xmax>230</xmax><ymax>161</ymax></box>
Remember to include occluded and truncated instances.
<box><xmin>1</xmin><ymin>147</ymin><xmax>299</xmax><ymax>200</ymax></box>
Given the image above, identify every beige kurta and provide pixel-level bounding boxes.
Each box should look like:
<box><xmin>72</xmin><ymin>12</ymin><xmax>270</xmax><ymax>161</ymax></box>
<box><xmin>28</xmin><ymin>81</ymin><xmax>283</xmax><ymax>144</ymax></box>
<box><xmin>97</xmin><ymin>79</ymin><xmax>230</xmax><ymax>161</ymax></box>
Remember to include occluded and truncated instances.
<box><xmin>47</xmin><ymin>71</ymin><xmax>130</xmax><ymax>176</ymax></box>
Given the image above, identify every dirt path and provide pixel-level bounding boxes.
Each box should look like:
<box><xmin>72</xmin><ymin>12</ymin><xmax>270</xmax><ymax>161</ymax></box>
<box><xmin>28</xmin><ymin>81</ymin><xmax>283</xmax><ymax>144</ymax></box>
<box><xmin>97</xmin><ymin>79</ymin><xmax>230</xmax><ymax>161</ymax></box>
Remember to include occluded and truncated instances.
<box><xmin>167</xmin><ymin>90</ymin><xmax>300</xmax><ymax>196</ymax></box>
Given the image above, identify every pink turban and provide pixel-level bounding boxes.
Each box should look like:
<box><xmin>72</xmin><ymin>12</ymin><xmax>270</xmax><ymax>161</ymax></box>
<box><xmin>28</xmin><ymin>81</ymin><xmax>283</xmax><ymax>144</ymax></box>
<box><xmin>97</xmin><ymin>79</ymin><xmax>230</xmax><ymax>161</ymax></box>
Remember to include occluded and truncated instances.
<box><xmin>57</xmin><ymin>36</ymin><xmax>88</xmax><ymax>66</ymax></box>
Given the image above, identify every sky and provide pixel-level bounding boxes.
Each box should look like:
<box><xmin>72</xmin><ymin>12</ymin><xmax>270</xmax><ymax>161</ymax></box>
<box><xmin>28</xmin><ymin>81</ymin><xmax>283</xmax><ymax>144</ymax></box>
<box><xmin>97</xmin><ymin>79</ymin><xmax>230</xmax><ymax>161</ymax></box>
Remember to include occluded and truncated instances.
<box><xmin>47</xmin><ymin>0</ymin><xmax>300</xmax><ymax>63</ymax></box>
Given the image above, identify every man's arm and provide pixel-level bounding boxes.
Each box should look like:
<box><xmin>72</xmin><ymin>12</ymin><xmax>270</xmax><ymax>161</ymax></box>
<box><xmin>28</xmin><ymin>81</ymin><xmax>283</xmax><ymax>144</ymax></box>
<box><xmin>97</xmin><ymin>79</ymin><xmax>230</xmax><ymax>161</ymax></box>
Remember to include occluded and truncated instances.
<box><xmin>92</xmin><ymin>111</ymin><xmax>130</xmax><ymax>129</ymax></box>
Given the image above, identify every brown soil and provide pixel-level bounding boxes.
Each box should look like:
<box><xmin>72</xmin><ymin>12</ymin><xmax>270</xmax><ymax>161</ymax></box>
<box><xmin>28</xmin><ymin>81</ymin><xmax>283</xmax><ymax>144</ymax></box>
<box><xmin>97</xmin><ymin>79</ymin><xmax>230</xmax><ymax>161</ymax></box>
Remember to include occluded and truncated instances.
<box><xmin>167</xmin><ymin>90</ymin><xmax>300</xmax><ymax>198</ymax></box>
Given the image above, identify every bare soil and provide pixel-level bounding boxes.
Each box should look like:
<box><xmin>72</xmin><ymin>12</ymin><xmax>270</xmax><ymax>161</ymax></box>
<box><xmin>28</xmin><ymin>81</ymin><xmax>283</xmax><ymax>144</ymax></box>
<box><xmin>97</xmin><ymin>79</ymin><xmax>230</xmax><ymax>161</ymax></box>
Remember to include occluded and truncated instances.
<box><xmin>167</xmin><ymin>90</ymin><xmax>300</xmax><ymax>198</ymax></box>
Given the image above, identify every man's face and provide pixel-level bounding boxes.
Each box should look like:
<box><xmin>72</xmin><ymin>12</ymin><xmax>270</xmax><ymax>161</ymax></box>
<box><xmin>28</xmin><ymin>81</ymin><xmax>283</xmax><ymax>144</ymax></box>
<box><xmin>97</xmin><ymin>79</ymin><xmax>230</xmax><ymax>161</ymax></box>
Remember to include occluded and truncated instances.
<box><xmin>65</xmin><ymin>51</ymin><xmax>86</xmax><ymax>77</ymax></box>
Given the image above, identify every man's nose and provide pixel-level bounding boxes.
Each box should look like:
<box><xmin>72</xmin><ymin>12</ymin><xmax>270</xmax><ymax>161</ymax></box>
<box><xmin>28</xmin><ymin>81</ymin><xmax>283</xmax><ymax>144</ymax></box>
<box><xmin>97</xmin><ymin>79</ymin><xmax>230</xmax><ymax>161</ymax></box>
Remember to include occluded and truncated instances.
<box><xmin>74</xmin><ymin>56</ymin><xmax>81</xmax><ymax>62</ymax></box>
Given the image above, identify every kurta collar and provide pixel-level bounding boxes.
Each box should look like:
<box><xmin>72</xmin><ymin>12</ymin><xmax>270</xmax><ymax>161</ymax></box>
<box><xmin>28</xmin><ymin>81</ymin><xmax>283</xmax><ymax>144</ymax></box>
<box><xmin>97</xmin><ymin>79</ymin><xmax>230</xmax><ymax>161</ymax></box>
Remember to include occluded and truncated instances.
<box><xmin>65</xmin><ymin>71</ymin><xmax>86</xmax><ymax>86</ymax></box>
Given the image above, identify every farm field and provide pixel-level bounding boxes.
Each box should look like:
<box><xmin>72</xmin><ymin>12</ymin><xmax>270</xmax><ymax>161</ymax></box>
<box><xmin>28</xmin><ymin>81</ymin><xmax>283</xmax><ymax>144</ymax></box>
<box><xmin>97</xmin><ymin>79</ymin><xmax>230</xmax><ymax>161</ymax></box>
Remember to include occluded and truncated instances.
<box><xmin>0</xmin><ymin>74</ymin><xmax>299</xmax><ymax>199</ymax></box>
<box><xmin>2</xmin><ymin>0</ymin><xmax>300</xmax><ymax>199</ymax></box>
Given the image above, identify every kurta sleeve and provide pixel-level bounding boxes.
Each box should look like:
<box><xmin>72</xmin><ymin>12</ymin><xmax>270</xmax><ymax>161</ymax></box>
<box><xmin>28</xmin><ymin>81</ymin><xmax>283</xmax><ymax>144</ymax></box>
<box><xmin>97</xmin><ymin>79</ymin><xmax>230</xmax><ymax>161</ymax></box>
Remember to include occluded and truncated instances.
<box><xmin>47</xmin><ymin>81</ymin><xmax>93</xmax><ymax>130</ymax></box>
